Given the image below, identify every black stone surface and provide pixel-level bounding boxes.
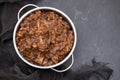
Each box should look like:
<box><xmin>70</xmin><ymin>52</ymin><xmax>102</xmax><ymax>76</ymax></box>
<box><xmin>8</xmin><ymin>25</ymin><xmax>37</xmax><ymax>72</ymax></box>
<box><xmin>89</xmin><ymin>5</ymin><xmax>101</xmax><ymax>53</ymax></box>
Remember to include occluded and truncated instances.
<box><xmin>0</xmin><ymin>0</ymin><xmax>119</xmax><ymax>80</ymax></box>
<box><xmin>37</xmin><ymin>0</ymin><xmax>119</xmax><ymax>80</ymax></box>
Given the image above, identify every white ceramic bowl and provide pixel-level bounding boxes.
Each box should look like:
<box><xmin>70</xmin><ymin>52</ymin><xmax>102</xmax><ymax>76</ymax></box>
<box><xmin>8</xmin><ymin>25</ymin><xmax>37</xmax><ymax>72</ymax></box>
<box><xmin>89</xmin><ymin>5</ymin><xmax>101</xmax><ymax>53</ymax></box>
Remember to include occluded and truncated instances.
<box><xmin>13</xmin><ymin>4</ymin><xmax>77</xmax><ymax>72</ymax></box>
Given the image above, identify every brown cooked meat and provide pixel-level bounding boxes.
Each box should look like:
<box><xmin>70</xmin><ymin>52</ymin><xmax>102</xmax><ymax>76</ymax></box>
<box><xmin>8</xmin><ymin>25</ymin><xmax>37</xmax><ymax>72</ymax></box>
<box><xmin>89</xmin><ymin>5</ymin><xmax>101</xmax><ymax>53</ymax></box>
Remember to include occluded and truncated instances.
<box><xmin>16</xmin><ymin>10</ymin><xmax>74</xmax><ymax>66</ymax></box>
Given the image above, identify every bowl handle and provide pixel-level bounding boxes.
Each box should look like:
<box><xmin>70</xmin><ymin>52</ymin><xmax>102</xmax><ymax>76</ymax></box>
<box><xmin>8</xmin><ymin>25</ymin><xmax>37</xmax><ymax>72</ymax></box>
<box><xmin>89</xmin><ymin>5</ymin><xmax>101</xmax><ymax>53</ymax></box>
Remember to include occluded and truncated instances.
<box><xmin>51</xmin><ymin>54</ymin><xmax>74</xmax><ymax>72</ymax></box>
<box><xmin>17</xmin><ymin>4</ymin><xmax>39</xmax><ymax>20</ymax></box>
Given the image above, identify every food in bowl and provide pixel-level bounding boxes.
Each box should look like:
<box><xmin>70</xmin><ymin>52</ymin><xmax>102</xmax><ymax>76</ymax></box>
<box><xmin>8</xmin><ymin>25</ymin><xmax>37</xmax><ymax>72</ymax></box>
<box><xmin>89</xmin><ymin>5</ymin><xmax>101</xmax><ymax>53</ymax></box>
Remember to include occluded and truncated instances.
<box><xmin>16</xmin><ymin>10</ymin><xmax>74</xmax><ymax>66</ymax></box>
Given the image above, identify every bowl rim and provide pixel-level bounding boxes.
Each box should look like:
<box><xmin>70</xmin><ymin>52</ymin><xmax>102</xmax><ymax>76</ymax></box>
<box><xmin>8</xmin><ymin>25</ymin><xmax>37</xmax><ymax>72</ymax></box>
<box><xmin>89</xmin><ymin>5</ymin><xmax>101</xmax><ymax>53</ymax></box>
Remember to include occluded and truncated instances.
<box><xmin>13</xmin><ymin>7</ymin><xmax>77</xmax><ymax>69</ymax></box>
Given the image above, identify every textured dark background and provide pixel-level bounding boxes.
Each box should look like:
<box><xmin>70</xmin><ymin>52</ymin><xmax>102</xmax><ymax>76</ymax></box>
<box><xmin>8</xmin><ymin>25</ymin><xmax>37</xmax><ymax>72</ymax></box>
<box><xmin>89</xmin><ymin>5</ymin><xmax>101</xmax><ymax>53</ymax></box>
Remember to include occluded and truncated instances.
<box><xmin>0</xmin><ymin>0</ymin><xmax>120</xmax><ymax>80</ymax></box>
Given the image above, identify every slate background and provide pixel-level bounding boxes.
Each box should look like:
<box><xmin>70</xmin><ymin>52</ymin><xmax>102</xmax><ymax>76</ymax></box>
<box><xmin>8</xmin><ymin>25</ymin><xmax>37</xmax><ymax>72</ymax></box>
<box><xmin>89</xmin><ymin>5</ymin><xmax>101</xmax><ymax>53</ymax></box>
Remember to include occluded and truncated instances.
<box><xmin>0</xmin><ymin>0</ymin><xmax>120</xmax><ymax>80</ymax></box>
